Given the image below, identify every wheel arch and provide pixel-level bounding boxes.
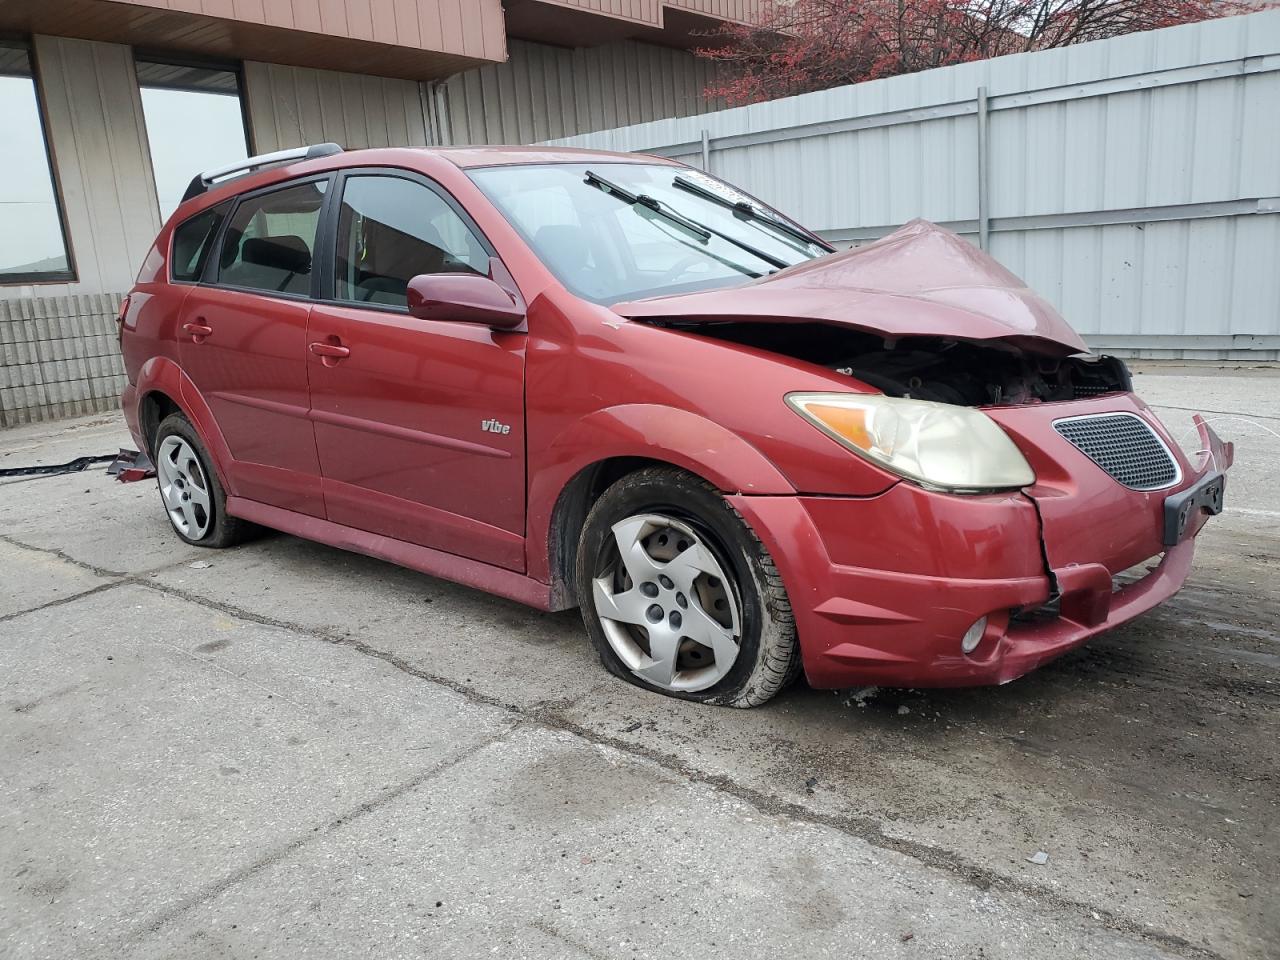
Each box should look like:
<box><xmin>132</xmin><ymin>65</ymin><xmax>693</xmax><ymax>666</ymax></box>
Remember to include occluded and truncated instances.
<box><xmin>132</xmin><ymin>356</ymin><xmax>237</xmax><ymax>493</ymax></box>
<box><xmin>531</xmin><ymin>404</ymin><xmax>796</xmax><ymax>610</ymax></box>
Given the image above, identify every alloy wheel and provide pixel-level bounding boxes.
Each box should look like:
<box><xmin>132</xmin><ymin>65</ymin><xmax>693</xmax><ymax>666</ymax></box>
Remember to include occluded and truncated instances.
<box><xmin>156</xmin><ymin>435</ymin><xmax>212</xmax><ymax>540</ymax></box>
<box><xmin>591</xmin><ymin>513</ymin><xmax>742</xmax><ymax>692</ymax></box>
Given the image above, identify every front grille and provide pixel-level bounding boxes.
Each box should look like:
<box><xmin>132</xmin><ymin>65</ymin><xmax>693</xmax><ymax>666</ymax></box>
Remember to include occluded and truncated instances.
<box><xmin>1053</xmin><ymin>414</ymin><xmax>1179</xmax><ymax>490</ymax></box>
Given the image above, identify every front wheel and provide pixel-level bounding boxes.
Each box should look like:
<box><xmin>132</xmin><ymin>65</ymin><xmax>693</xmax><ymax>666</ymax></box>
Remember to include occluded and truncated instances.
<box><xmin>575</xmin><ymin>467</ymin><xmax>800</xmax><ymax>707</ymax></box>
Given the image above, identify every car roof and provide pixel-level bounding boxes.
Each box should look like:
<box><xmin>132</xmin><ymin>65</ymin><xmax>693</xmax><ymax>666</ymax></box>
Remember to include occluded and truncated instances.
<box><xmin>168</xmin><ymin>144</ymin><xmax>680</xmax><ymax>224</ymax></box>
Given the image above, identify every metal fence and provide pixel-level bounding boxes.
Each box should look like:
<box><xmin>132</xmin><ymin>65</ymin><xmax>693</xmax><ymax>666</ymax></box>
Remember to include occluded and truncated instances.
<box><xmin>545</xmin><ymin>10</ymin><xmax>1280</xmax><ymax>360</ymax></box>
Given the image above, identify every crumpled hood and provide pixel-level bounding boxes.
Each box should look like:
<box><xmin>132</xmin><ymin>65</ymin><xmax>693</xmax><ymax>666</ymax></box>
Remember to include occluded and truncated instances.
<box><xmin>612</xmin><ymin>219</ymin><xmax>1089</xmax><ymax>357</ymax></box>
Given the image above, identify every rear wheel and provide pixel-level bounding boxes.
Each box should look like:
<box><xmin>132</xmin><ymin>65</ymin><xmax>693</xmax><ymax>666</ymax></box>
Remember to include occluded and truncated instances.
<box><xmin>154</xmin><ymin>413</ymin><xmax>249</xmax><ymax>548</ymax></box>
<box><xmin>575</xmin><ymin>467</ymin><xmax>800</xmax><ymax>707</ymax></box>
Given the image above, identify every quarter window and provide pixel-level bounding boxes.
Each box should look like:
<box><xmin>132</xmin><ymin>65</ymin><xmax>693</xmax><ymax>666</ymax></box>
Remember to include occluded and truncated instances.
<box><xmin>334</xmin><ymin>175</ymin><xmax>487</xmax><ymax>308</ymax></box>
<box><xmin>0</xmin><ymin>41</ymin><xmax>73</xmax><ymax>283</ymax></box>
<box><xmin>171</xmin><ymin>203</ymin><xmax>229</xmax><ymax>282</ymax></box>
<box><xmin>216</xmin><ymin>181</ymin><xmax>327</xmax><ymax>296</ymax></box>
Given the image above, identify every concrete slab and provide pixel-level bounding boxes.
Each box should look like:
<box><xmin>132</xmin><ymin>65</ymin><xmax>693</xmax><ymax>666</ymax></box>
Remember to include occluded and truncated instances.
<box><xmin>0</xmin><ymin>584</ymin><xmax>514</xmax><ymax>958</ymax></box>
<box><xmin>131</xmin><ymin>728</ymin><xmax>1176</xmax><ymax>960</ymax></box>
<box><xmin>2</xmin><ymin>367</ymin><xmax>1278</xmax><ymax>960</ymax></box>
<box><xmin>0</xmin><ymin>539</ymin><xmax>115</xmax><ymax>619</ymax></box>
<box><xmin>145</xmin><ymin>532</ymin><xmax>609</xmax><ymax>714</ymax></box>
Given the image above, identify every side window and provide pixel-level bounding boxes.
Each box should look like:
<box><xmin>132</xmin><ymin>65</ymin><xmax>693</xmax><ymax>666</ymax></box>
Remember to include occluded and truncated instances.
<box><xmin>170</xmin><ymin>203</ymin><xmax>228</xmax><ymax>282</ymax></box>
<box><xmin>216</xmin><ymin>180</ymin><xmax>327</xmax><ymax>295</ymax></box>
<box><xmin>334</xmin><ymin>175</ymin><xmax>487</xmax><ymax>308</ymax></box>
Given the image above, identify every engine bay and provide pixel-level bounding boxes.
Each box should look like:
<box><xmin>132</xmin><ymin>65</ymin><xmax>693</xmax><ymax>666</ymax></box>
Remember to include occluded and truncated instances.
<box><xmin>666</xmin><ymin>321</ymin><xmax>1131</xmax><ymax>406</ymax></box>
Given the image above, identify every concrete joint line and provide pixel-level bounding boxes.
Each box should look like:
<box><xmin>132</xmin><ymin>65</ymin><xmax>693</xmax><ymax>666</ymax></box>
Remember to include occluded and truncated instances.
<box><xmin>0</xmin><ymin>579</ymin><xmax>127</xmax><ymax>625</ymax></box>
<box><xmin>117</xmin><ymin>723</ymin><xmax>521</xmax><ymax>946</ymax></box>
<box><xmin>123</xmin><ymin>579</ymin><xmax>1222</xmax><ymax>960</ymax></box>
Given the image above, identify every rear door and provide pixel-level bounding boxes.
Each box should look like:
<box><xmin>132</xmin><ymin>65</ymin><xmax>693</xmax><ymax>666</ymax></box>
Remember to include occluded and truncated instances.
<box><xmin>177</xmin><ymin>176</ymin><xmax>330</xmax><ymax>517</ymax></box>
<box><xmin>306</xmin><ymin>169</ymin><xmax>527</xmax><ymax>571</ymax></box>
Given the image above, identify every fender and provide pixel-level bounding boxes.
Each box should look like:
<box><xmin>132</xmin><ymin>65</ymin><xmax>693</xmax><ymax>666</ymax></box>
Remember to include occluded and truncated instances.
<box><xmin>526</xmin><ymin>404</ymin><xmax>796</xmax><ymax>585</ymax></box>
<box><xmin>133</xmin><ymin>355</ymin><xmax>239</xmax><ymax>495</ymax></box>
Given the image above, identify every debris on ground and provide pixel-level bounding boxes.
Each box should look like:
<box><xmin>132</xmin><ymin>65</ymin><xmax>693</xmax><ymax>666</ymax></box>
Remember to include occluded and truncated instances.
<box><xmin>189</xmin><ymin>560</ymin><xmax>213</xmax><ymax>569</ymax></box>
<box><xmin>844</xmin><ymin>686</ymin><xmax>880</xmax><ymax>708</ymax></box>
<box><xmin>1027</xmin><ymin>851</ymin><xmax>1050</xmax><ymax>865</ymax></box>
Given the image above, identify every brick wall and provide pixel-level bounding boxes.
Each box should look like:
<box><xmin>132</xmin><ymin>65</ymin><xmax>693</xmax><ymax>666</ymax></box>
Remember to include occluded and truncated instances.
<box><xmin>0</xmin><ymin>295</ymin><xmax>127</xmax><ymax>427</ymax></box>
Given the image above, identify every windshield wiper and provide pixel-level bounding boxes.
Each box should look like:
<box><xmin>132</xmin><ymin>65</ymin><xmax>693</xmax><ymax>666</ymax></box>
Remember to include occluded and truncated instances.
<box><xmin>585</xmin><ymin>170</ymin><xmax>790</xmax><ymax>271</ymax></box>
<box><xmin>672</xmin><ymin>175</ymin><xmax>834</xmax><ymax>253</ymax></box>
<box><xmin>584</xmin><ymin>170</ymin><xmax>711</xmax><ymax>240</ymax></box>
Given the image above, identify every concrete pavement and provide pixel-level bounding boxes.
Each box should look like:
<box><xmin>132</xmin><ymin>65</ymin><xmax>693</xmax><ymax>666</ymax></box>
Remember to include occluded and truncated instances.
<box><xmin>1</xmin><ymin>366</ymin><xmax>1277</xmax><ymax>959</ymax></box>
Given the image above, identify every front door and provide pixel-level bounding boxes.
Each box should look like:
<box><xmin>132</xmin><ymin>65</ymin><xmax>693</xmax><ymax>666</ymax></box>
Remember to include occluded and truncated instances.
<box><xmin>177</xmin><ymin>177</ymin><xmax>330</xmax><ymax>517</ymax></box>
<box><xmin>307</xmin><ymin>171</ymin><xmax>527</xmax><ymax>571</ymax></box>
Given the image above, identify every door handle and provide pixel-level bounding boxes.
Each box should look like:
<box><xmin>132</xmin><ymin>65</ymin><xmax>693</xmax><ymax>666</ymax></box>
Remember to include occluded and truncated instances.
<box><xmin>309</xmin><ymin>341</ymin><xmax>351</xmax><ymax>359</ymax></box>
<box><xmin>183</xmin><ymin>321</ymin><xmax>213</xmax><ymax>339</ymax></box>
<box><xmin>308</xmin><ymin>340</ymin><xmax>350</xmax><ymax>366</ymax></box>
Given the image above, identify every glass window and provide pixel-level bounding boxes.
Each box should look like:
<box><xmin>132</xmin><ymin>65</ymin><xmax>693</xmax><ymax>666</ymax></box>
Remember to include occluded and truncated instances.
<box><xmin>334</xmin><ymin>175</ymin><xmax>488</xmax><ymax>308</ymax></box>
<box><xmin>469</xmin><ymin>163</ymin><xmax>826</xmax><ymax>304</ymax></box>
<box><xmin>0</xmin><ymin>41</ymin><xmax>73</xmax><ymax>282</ymax></box>
<box><xmin>216</xmin><ymin>181</ymin><xmax>327</xmax><ymax>296</ymax></box>
<box><xmin>137</xmin><ymin>59</ymin><xmax>249</xmax><ymax>221</ymax></box>
<box><xmin>171</xmin><ymin>203</ymin><xmax>229</xmax><ymax>282</ymax></box>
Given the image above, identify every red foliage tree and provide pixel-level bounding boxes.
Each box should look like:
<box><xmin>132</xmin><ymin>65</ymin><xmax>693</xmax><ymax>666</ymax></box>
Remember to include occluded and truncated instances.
<box><xmin>698</xmin><ymin>0</ymin><xmax>1257</xmax><ymax>105</ymax></box>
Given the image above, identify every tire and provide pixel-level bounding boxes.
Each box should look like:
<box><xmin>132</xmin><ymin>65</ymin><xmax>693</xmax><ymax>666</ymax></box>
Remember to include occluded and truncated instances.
<box><xmin>153</xmin><ymin>412</ymin><xmax>250</xmax><ymax>549</ymax></box>
<box><xmin>575</xmin><ymin>466</ymin><xmax>800</xmax><ymax>708</ymax></box>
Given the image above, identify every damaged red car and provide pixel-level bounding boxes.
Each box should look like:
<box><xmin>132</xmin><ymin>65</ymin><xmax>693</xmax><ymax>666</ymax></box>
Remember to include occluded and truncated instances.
<box><xmin>119</xmin><ymin>144</ymin><xmax>1232</xmax><ymax>707</ymax></box>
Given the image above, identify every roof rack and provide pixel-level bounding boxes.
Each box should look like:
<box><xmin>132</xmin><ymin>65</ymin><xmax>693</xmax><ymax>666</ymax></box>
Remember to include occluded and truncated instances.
<box><xmin>181</xmin><ymin>142</ymin><xmax>344</xmax><ymax>203</ymax></box>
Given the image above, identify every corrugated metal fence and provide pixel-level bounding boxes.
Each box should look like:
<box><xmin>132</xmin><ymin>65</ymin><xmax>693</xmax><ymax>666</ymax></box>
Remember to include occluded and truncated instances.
<box><xmin>545</xmin><ymin>11</ymin><xmax>1280</xmax><ymax>360</ymax></box>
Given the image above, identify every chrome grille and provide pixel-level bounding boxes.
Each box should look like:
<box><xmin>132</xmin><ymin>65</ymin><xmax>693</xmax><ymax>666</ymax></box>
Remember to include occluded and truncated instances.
<box><xmin>1053</xmin><ymin>414</ymin><xmax>1179</xmax><ymax>490</ymax></box>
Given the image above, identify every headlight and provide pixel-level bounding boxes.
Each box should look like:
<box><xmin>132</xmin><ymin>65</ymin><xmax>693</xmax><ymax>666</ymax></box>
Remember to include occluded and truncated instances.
<box><xmin>786</xmin><ymin>392</ymin><xmax>1035</xmax><ymax>492</ymax></box>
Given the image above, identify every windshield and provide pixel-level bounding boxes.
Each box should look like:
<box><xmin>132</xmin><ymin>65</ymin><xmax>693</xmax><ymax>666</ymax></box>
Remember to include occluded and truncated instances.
<box><xmin>467</xmin><ymin>162</ymin><xmax>828</xmax><ymax>304</ymax></box>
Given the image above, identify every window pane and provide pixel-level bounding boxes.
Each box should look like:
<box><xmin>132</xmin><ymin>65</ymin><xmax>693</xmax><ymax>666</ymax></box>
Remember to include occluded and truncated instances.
<box><xmin>171</xmin><ymin>203</ymin><xmax>228</xmax><ymax>282</ymax></box>
<box><xmin>335</xmin><ymin>175</ymin><xmax>487</xmax><ymax>308</ymax></box>
<box><xmin>137</xmin><ymin>61</ymin><xmax>249</xmax><ymax>221</ymax></box>
<box><xmin>217</xmin><ymin>181</ymin><xmax>326</xmax><ymax>296</ymax></box>
<box><xmin>0</xmin><ymin>42</ymin><xmax>72</xmax><ymax>280</ymax></box>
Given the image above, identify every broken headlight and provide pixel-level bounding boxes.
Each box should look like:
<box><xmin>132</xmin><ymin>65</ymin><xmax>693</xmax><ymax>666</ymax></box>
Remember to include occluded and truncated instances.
<box><xmin>786</xmin><ymin>392</ymin><xmax>1035</xmax><ymax>492</ymax></box>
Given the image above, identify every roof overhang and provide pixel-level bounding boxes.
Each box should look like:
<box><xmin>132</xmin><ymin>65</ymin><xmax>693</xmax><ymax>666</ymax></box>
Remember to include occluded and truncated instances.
<box><xmin>0</xmin><ymin>0</ymin><xmax>508</xmax><ymax>81</ymax></box>
<box><xmin>502</xmin><ymin>0</ymin><xmax>753</xmax><ymax>49</ymax></box>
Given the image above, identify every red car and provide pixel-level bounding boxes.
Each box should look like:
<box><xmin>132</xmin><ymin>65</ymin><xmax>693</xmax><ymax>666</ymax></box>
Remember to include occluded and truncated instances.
<box><xmin>119</xmin><ymin>143</ymin><xmax>1231</xmax><ymax>707</ymax></box>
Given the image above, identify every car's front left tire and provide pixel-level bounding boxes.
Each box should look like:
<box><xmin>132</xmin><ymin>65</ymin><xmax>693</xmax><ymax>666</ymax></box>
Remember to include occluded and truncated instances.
<box><xmin>575</xmin><ymin>466</ymin><xmax>801</xmax><ymax>707</ymax></box>
<box><xmin>153</xmin><ymin>412</ymin><xmax>249</xmax><ymax>549</ymax></box>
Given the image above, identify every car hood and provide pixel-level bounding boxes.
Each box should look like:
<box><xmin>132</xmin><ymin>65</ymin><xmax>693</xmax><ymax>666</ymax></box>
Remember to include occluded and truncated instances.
<box><xmin>611</xmin><ymin>219</ymin><xmax>1089</xmax><ymax>357</ymax></box>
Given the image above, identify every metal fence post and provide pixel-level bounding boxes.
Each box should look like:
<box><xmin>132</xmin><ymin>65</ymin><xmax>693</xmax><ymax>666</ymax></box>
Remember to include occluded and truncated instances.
<box><xmin>976</xmin><ymin>86</ymin><xmax>990</xmax><ymax>250</ymax></box>
<box><xmin>701</xmin><ymin>129</ymin><xmax>711</xmax><ymax>171</ymax></box>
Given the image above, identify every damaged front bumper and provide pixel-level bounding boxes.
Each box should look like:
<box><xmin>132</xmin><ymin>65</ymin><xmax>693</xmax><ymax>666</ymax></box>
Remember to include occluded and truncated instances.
<box><xmin>729</xmin><ymin>411</ymin><xmax>1234</xmax><ymax>690</ymax></box>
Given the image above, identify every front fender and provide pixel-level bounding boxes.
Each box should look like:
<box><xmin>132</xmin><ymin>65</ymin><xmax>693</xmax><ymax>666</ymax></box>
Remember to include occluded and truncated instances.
<box><xmin>526</xmin><ymin>404</ymin><xmax>796</xmax><ymax>586</ymax></box>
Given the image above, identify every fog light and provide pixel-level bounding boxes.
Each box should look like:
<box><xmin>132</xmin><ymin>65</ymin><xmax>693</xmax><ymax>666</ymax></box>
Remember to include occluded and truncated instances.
<box><xmin>961</xmin><ymin>617</ymin><xmax>987</xmax><ymax>654</ymax></box>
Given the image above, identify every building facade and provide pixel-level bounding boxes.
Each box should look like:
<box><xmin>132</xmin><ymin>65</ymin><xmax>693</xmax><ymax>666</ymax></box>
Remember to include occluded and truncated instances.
<box><xmin>0</xmin><ymin>0</ymin><xmax>739</xmax><ymax>424</ymax></box>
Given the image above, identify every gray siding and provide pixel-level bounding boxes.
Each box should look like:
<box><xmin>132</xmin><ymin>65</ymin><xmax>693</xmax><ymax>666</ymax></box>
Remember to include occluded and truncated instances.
<box><xmin>548</xmin><ymin>11</ymin><xmax>1280</xmax><ymax>360</ymax></box>
<box><xmin>242</xmin><ymin>61</ymin><xmax>434</xmax><ymax>153</ymax></box>
<box><xmin>438</xmin><ymin>38</ymin><xmax>720</xmax><ymax>145</ymax></box>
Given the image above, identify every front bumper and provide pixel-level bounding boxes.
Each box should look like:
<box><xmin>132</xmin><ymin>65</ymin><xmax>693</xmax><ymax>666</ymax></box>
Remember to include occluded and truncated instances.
<box><xmin>728</xmin><ymin>414</ymin><xmax>1233</xmax><ymax>690</ymax></box>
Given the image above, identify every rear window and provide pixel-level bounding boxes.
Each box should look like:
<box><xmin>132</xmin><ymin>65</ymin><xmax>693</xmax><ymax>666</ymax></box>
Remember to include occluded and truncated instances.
<box><xmin>170</xmin><ymin>203</ymin><xmax>228</xmax><ymax>282</ymax></box>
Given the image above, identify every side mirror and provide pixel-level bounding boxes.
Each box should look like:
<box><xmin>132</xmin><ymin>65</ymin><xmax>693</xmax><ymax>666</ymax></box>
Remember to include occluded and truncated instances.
<box><xmin>406</xmin><ymin>273</ymin><xmax>525</xmax><ymax>330</ymax></box>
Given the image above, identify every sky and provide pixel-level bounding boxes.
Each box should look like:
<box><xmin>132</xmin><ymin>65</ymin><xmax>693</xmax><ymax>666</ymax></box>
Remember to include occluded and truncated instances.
<box><xmin>140</xmin><ymin>85</ymin><xmax>249</xmax><ymax>220</ymax></box>
<box><xmin>0</xmin><ymin>75</ymin><xmax>67</xmax><ymax>275</ymax></box>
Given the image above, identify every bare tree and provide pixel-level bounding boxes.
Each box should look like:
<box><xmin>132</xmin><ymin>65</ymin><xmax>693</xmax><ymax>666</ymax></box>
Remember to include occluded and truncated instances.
<box><xmin>698</xmin><ymin>0</ymin><xmax>1259</xmax><ymax>104</ymax></box>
